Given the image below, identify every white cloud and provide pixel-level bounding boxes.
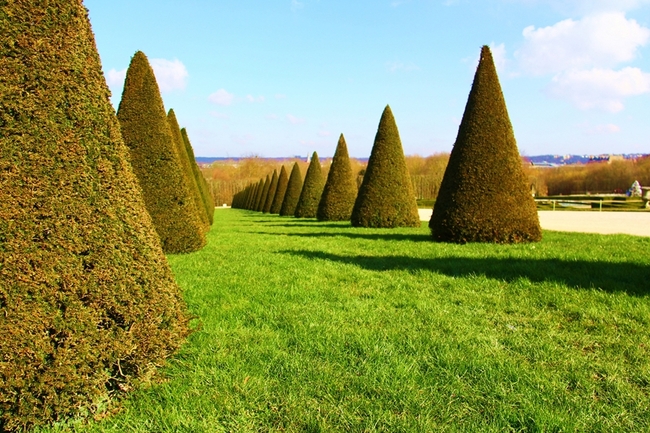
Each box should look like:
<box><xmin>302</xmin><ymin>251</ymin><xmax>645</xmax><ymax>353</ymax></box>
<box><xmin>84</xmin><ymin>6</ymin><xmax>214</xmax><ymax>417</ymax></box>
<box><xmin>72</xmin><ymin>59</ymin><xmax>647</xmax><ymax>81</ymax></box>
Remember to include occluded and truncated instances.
<box><xmin>275</xmin><ymin>94</ymin><xmax>287</xmax><ymax>99</ymax></box>
<box><xmin>209</xmin><ymin>89</ymin><xmax>235</xmax><ymax>106</ymax></box>
<box><xmin>287</xmin><ymin>114</ymin><xmax>306</xmax><ymax>124</ymax></box>
<box><xmin>490</xmin><ymin>43</ymin><xmax>507</xmax><ymax>74</ymax></box>
<box><xmin>594</xmin><ymin>123</ymin><xmax>621</xmax><ymax>134</ymax></box>
<box><xmin>106</xmin><ymin>68</ymin><xmax>126</xmax><ymax>87</ymax></box>
<box><xmin>149</xmin><ymin>58</ymin><xmax>188</xmax><ymax>92</ymax></box>
<box><xmin>386</xmin><ymin>61</ymin><xmax>420</xmax><ymax>73</ymax></box>
<box><xmin>547</xmin><ymin>67</ymin><xmax>650</xmax><ymax>112</ymax></box>
<box><xmin>517</xmin><ymin>12</ymin><xmax>650</xmax><ymax>75</ymax></box>
<box><xmin>246</xmin><ymin>94</ymin><xmax>266</xmax><ymax>103</ymax></box>
<box><xmin>291</xmin><ymin>0</ymin><xmax>303</xmax><ymax>11</ymax></box>
<box><xmin>317</xmin><ymin>130</ymin><xmax>331</xmax><ymax>137</ymax></box>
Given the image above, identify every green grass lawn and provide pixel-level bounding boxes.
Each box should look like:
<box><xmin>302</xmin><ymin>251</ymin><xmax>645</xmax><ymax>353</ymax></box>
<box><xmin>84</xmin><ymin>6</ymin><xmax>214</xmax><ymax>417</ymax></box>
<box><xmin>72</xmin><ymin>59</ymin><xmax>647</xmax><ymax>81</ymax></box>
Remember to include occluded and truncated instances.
<box><xmin>43</xmin><ymin>209</ymin><xmax>650</xmax><ymax>432</ymax></box>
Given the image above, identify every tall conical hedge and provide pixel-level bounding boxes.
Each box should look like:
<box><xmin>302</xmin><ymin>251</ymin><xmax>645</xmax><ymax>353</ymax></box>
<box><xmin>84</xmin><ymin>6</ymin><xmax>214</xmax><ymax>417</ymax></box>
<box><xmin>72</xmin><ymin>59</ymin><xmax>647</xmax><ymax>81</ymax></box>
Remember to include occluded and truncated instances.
<box><xmin>167</xmin><ymin>110</ymin><xmax>209</xmax><ymax>231</ymax></box>
<box><xmin>318</xmin><ymin>134</ymin><xmax>358</xmax><ymax>221</ymax></box>
<box><xmin>429</xmin><ymin>46</ymin><xmax>542</xmax><ymax>244</ymax></box>
<box><xmin>181</xmin><ymin>128</ymin><xmax>214</xmax><ymax>223</ymax></box>
<box><xmin>263</xmin><ymin>169</ymin><xmax>279</xmax><ymax>213</ymax></box>
<box><xmin>253</xmin><ymin>178</ymin><xmax>265</xmax><ymax>211</ymax></box>
<box><xmin>257</xmin><ymin>175</ymin><xmax>271</xmax><ymax>212</ymax></box>
<box><xmin>117</xmin><ymin>51</ymin><xmax>205</xmax><ymax>252</ymax></box>
<box><xmin>295</xmin><ymin>152</ymin><xmax>325</xmax><ymax>218</ymax></box>
<box><xmin>247</xmin><ymin>182</ymin><xmax>260</xmax><ymax>210</ymax></box>
<box><xmin>0</xmin><ymin>3</ymin><xmax>189</xmax><ymax>430</ymax></box>
<box><xmin>351</xmin><ymin>106</ymin><xmax>420</xmax><ymax>228</ymax></box>
<box><xmin>280</xmin><ymin>163</ymin><xmax>303</xmax><ymax>216</ymax></box>
<box><xmin>270</xmin><ymin>165</ymin><xmax>289</xmax><ymax>214</ymax></box>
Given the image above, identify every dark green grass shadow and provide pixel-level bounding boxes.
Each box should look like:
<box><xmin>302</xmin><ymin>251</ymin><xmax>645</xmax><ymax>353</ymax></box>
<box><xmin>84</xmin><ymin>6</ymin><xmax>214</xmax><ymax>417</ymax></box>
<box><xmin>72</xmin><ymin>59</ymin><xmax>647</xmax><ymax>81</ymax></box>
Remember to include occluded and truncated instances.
<box><xmin>273</xmin><ymin>231</ymin><xmax>431</xmax><ymax>242</ymax></box>
<box><xmin>282</xmin><ymin>250</ymin><xmax>650</xmax><ymax>296</ymax></box>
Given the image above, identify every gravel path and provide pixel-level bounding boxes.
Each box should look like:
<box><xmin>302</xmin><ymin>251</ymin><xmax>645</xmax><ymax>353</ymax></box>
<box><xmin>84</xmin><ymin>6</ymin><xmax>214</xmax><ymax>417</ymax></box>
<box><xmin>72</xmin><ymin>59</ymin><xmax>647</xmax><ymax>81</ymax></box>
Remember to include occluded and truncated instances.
<box><xmin>418</xmin><ymin>209</ymin><xmax>650</xmax><ymax>237</ymax></box>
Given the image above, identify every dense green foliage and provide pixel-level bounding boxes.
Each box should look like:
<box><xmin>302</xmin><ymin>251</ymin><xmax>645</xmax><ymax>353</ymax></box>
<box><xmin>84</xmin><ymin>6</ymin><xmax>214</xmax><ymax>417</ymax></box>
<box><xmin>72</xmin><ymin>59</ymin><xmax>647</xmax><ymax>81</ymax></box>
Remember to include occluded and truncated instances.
<box><xmin>280</xmin><ymin>163</ymin><xmax>303</xmax><ymax>217</ymax></box>
<box><xmin>318</xmin><ymin>134</ymin><xmax>357</xmax><ymax>221</ymax></box>
<box><xmin>253</xmin><ymin>179</ymin><xmax>265</xmax><ymax>211</ymax></box>
<box><xmin>430</xmin><ymin>46</ymin><xmax>542</xmax><ymax>244</ymax></box>
<box><xmin>257</xmin><ymin>175</ymin><xmax>271</xmax><ymax>212</ymax></box>
<box><xmin>117</xmin><ymin>52</ymin><xmax>205</xmax><ymax>253</ymax></box>
<box><xmin>270</xmin><ymin>166</ymin><xmax>289</xmax><ymax>214</ymax></box>
<box><xmin>167</xmin><ymin>110</ymin><xmax>209</xmax><ymax>231</ymax></box>
<box><xmin>351</xmin><ymin>106</ymin><xmax>420</xmax><ymax>228</ymax></box>
<box><xmin>295</xmin><ymin>153</ymin><xmax>325</xmax><ymax>218</ymax></box>
<box><xmin>0</xmin><ymin>3</ymin><xmax>189</xmax><ymax>430</ymax></box>
<box><xmin>263</xmin><ymin>170</ymin><xmax>279</xmax><ymax>213</ymax></box>
<box><xmin>54</xmin><ymin>210</ymin><xmax>650</xmax><ymax>432</ymax></box>
<box><xmin>181</xmin><ymin>128</ymin><xmax>214</xmax><ymax>224</ymax></box>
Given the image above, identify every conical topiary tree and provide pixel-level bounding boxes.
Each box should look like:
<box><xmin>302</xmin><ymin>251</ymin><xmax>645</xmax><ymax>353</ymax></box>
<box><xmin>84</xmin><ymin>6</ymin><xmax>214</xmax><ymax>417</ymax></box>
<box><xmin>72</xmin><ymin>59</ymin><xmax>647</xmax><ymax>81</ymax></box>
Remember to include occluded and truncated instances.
<box><xmin>270</xmin><ymin>166</ymin><xmax>289</xmax><ymax>214</ymax></box>
<box><xmin>117</xmin><ymin>51</ymin><xmax>206</xmax><ymax>252</ymax></box>
<box><xmin>351</xmin><ymin>106</ymin><xmax>420</xmax><ymax>228</ymax></box>
<box><xmin>263</xmin><ymin>170</ymin><xmax>279</xmax><ymax>213</ymax></box>
<box><xmin>429</xmin><ymin>46</ymin><xmax>542</xmax><ymax>244</ymax></box>
<box><xmin>280</xmin><ymin>163</ymin><xmax>303</xmax><ymax>216</ymax></box>
<box><xmin>253</xmin><ymin>178</ymin><xmax>265</xmax><ymax>211</ymax></box>
<box><xmin>318</xmin><ymin>134</ymin><xmax>358</xmax><ymax>221</ymax></box>
<box><xmin>247</xmin><ymin>182</ymin><xmax>260</xmax><ymax>210</ymax></box>
<box><xmin>295</xmin><ymin>152</ymin><xmax>325</xmax><ymax>218</ymax></box>
<box><xmin>181</xmin><ymin>128</ymin><xmax>214</xmax><ymax>222</ymax></box>
<box><xmin>257</xmin><ymin>175</ymin><xmax>271</xmax><ymax>212</ymax></box>
<box><xmin>168</xmin><ymin>109</ymin><xmax>209</xmax><ymax>231</ymax></box>
<box><xmin>0</xmin><ymin>3</ymin><xmax>189</xmax><ymax>430</ymax></box>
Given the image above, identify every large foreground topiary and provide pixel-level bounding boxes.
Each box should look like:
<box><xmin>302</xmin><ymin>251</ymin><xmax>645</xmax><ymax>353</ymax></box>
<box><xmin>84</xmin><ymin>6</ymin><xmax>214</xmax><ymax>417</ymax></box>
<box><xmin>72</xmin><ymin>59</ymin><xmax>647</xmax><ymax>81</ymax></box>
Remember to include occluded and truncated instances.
<box><xmin>351</xmin><ymin>106</ymin><xmax>419</xmax><ymax>228</ymax></box>
<box><xmin>318</xmin><ymin>134</ymin><xmax>357</xmax><ymax>221</ymax></box>
<box><xmin>280</xmin><ymin>163</ymin><xmax>303</xmax><ymax>217</ymax></box>
<box><xmin>117</xmin><ymin>51</ymin><xmax>205</xmax><ymax>253</ymax></box>
<box><xmin>295</xmin><ymin>152</ymin><xmax>325</xmax><ymax>218</ymax></box>
<box><xmin>0</xmin><ymin>2</ymin><xmax>189</xmax><ymax>430</ymax></box>
<box><xmin>429</xmin><ymin>46</ymin><xmax>541</xmax><ymax>244</ymax></box>
<box><xmin>270</xmin><ymin>165</ymin><xmax>289</xmax><ymax>214</ymax></box>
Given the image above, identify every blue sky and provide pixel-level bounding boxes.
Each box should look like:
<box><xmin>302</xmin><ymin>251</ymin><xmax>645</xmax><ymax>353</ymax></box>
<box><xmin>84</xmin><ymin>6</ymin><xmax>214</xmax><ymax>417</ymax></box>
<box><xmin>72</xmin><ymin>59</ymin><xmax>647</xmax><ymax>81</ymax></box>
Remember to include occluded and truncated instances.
<box><xmin>85</xmin><ymin>0</ymin><xmax>650</xmax><ymax>158</ymax></box>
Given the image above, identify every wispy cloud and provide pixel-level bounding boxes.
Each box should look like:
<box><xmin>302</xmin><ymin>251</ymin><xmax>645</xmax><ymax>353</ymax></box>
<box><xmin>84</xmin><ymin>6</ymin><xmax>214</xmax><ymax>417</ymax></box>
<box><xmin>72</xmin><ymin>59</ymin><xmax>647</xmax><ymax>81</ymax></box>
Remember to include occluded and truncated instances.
<box><xmin>208</xmin><ymin>89</ymin><xmax>235</xmax><ymax>106</ymax></box>
<box><xmin>317</xmin><ymin>130</ymin><xmax>331</xmax><ymax>137</ymax></box>
<box><xmin>246</xmin><ymin>94</ymin><xmax>266</xmax><ymax>103</ymax></box>
<box><xmin>287</xmin><ymin>114</ymin><xmax>306</xmax><ymax>124</ymax></box>
<box><xmin>291</xmin><ymin>0</ymin><xmax>304</xmax><ymax>12</ymax></box>
<box><xmin>275</xmin><ymin>94</ymin><xmax>287</xmax><ymax>100</ymax></box>
<box><xmin>106</xmin><ymin>68</ymin><xmax>126</xmax><ymax>87</ymax></box>
<box><xmin>149</xmin><ymin>58</ymin><xmax>188</xmax><ymax>92</ymax></box>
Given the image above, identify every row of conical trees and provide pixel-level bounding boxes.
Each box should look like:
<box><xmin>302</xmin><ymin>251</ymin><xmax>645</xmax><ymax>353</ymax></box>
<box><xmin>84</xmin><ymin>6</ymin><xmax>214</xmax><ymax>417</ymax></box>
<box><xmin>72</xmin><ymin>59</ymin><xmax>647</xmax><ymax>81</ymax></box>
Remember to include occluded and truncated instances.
<box><xmin>117</xmin><ymin>51</ymin><xmax>214</xmax><ymax>253</ymax></box>
<box><xmin>232</xmin><ymin>46</ymin><xmax>542</xmax><ymax>243</ymax></box>
<box><xmin>0</xmin><ymin>1</ymin><xmax>214</xmax><ymax>430</ymax></box>
<box><xmin>232</xmin><ymin>106</ymin><xmax>422</xmax><ymax>228</ymax></box>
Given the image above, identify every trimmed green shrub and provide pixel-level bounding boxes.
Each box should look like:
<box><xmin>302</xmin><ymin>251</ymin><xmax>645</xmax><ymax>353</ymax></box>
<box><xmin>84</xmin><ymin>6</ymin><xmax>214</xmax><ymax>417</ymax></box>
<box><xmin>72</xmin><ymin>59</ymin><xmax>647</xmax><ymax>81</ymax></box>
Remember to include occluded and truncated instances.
<box><xmin>295</xmin><ymin>152</ymin><xmax>325</xmax><ymax>218</ymax></box>
<box><xmin>248</xmin><ymin>182</ymin><xmax>260</xmax><ymax>210</ymax></box>
<box><xmin>270</xmin><ymin>166</ymin><xmax>289</xmax><ymax>214</ymax></box>
<box><xmin>318</xmin><ymin>134</ymin><xmax>358</xmax><ymax>221</ymax></box>
<box><xmin>280</xmin><ymin>163</ymin><xmax>303</xmax><ymax>216</ymax></box>
<box><xmin>263</xmin><ymin>170</ymin><xmax>279</xmax><ymax>213</ymax></box>
<box><xmin>117</xmin><ymin>51</ymin><xmax>206</xmax><ymax>253</ymax></box>
<box><xmin>257</xmin><ymin>175</ymin><xmax>271</xmax><ymax>212</ymax></box>
<box><xmin>429</xmin><ymin>46</ymin><xmax>542</xmax><ymax>244</ymax></box>
<box><xmin>253</xmin><ymin>178</ymin><xmax>265</xmax><ymax>211</ymax></box>
<box><xmin>181</xmin><ymin>128</ymin><xmax>214</xmax><ymax>224</ymax></box>
<box><xmin>0</xmin><ymin>3</ymin><xmax>189</xmax><ymax>430</ymax></box>
<box><xmin>168</xmin><ymin>110</ymin><xmax>209</xmax><ymax>231</ymax></box>
<box><xmin>351</xmin><ymin>106</ymin><xmax>420</xmax><ymax>228</ymax></box>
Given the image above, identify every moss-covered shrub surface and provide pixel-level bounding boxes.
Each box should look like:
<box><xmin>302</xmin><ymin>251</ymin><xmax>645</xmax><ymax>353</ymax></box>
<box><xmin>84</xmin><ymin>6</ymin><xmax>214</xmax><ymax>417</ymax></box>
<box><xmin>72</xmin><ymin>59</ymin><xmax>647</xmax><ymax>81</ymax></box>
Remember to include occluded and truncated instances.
<box><xmin>318</xmin><ymin>134</ymin><xmax>358</xmax><ymax>221</ymax></box>
<box><xmin>263</xmin><ymin>170</ymin><xmax>279</xmax><ymax>214</ymax></box>
<box><xmin>270</xmin><ymin>166</ymin><xmax>289</xmax><ymax>214</ymax></box>
<box><xmin>351</xmin><ymin>106</ymin><xmax>420</xmax><ymax>228</ymax></box>
<box><xmin>117</xmin><ymin>52</ymin><xmax>205</xmax><ymax>253</ymax></box>
<box><xmin>429</xmin><ymin>46</ymin><xmax>542</xmax><ymax>244</ymax></box>
<box><xmin>0</xmin><ymin>2</ymin><xmax>189</xmax><ymax>430</ymax></box>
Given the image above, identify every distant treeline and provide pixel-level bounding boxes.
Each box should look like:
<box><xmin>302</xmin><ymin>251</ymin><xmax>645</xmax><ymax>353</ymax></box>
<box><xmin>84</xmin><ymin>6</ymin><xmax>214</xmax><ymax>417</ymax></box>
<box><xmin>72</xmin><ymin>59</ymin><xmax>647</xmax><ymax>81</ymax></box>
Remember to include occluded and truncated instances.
<box><xmin>201</xmin><ymin>154</ymin><xmax>650</xmax><ymax>205</ymax></box>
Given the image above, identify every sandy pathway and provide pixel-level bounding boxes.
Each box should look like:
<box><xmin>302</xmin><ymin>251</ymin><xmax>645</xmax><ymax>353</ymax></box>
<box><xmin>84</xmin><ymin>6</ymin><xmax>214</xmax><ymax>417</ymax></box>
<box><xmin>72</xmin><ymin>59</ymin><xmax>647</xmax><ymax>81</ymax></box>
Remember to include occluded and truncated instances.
<box><xmin>418</xmin><ymin>209</ymin><xmax>650</xmax><ymax>237</ymax></box>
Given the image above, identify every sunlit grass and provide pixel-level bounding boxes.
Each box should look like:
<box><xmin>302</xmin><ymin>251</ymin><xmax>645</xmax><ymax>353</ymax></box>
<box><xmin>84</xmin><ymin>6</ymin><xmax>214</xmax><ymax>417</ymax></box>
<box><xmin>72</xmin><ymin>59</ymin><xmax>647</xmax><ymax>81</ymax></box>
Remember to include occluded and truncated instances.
<box><xmin>42</xmin><ymin>209</ymin><xmax>650</xmax><ymax>432</ymax></box>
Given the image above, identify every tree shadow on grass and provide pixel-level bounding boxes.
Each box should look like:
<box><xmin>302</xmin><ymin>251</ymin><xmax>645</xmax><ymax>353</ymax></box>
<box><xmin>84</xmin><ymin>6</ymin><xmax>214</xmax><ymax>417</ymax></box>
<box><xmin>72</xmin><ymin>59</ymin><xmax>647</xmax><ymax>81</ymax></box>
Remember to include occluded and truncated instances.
<box><xmin>281</xmin><ymin>250</ymin><xmax>650</xmax><ymax>296</ymax></box>
<box><xmin>259</xmin><ymin>223</ymin><xmax>353</xmax><ymax>229</ymax></box>
<box><xmin>276</xmin><ymin>231</ymin><xmax>431</xmax><ymax>243</ymax></box>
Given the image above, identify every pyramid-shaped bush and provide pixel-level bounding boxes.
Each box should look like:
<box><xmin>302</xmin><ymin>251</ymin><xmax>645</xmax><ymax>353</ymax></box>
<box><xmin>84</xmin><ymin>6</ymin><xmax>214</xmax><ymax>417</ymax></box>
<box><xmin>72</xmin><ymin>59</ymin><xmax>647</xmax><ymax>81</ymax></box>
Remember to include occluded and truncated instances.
<box><xmin>248</xmin><ymin>182</ymin><xmax>261</xmax><ymax>210</ymax></box>
<box><xmin>295</xmin><ymin>152</ymin><xmax>325</xmax><ymax>218</ymax></box>
<box><xmin>429</xmin><ymin>46</ymin><xmax>542</xmax><ymax>244</ymax></box>
<box><xmin>318</xmin><ymin>134</ymin><xmax>358</xmax><ymax>221</ymax></box>
<box><xmin>257</xmin><ymin>175</ymin><xmax>271</xmax><ymax>212</ymax></box>
<box><xmin>0</xmin><ymin>3</ymin><xmax>189</xmax><ymax>430</ymax></box>
<box><xmin>168</xmin><ymin>110</ymin><xmax>209</xmax><ymax>231</ymax></box>
<box><xmin>351</xmin><ymin>106</ymin><xmax>420</xmax><ymax>228</ymax></box>
<box><xmin>270</xmin><ymin>166</ymin><xmax>289</xmax><ymax>214</ymax></box>
<box><xmin>117</xmin><ymin>52</ymin><xmax>206</xmax><ymax>252</ymax></box>
<box><xmin>280</xmin><ymin>163</ymin><xmax>303</xmax><ymax>216</ymax></box>
<box><xmin>181</xmin><ymin>128</ymin><xmax>214</xmax><ymax>223</ymax></box>
<box><xmin>253</xmin><ymin>178</ymin><xmax>266</xmax><ymax>211</ymax></box>
<box><xmin>263</xmin><ymin>169</ymin><xmax>279</xmax><ymax>213</ymax></box>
